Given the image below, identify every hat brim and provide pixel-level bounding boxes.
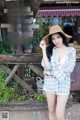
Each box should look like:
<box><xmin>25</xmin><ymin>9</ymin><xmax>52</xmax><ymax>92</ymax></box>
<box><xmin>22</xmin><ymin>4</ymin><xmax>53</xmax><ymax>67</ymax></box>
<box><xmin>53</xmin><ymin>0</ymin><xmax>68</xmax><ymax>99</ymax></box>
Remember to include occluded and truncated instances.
<box><xmin>43</xmin><ymin>32</ymin><xmax>72</xmax><ymax>45</ymax></box>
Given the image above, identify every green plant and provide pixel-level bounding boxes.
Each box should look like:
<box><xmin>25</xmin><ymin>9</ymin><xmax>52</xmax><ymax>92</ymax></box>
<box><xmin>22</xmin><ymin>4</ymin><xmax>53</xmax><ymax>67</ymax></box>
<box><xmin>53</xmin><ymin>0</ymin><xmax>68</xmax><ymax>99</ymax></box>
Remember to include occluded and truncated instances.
<box><xmin>0</xmin><ymin>38</ymin><xmax>12</xmax><ymax>54</ymax></box>
<box><xmin>32</xmin><ymin>29</ymin><xmax>42</xmax><ymax>47</ymax></box>
<box><xmin>32</xmin><ymin>26</ymin><xmax>49</xmax><ymax>48</ymax></box>
<box><xmin>32</xmin><ymin>17</ymin><xmax>49</xmax><ymax>48</ymax></box>
<box><xmin>0</xmin><ymin>69</ymin><xmax>27</xmax><ymax>103</ymax></box>
<box><xmin>0</xmin><ymin>69</ymin><xmax>14</xmax><ymax>103</ymax></box>
<box><xmin>0</xmin><ymin>69</ymin><xmax>46</xmax><ymax>103</ymax></box>
<box><xmin>28</xmin><ymin>92</ymin><xmax>46</xmax><ymax>101</ymax></box>
<box><xmin>34</xmin><ymin>92</ymin><xmax>46</xmax><ymax>101</ymax></box>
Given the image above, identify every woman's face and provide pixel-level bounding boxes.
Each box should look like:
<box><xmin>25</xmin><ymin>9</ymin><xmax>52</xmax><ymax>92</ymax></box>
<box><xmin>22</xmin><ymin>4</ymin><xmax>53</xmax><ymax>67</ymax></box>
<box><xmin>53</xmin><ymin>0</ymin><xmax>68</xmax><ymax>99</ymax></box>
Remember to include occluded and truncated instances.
<box><xmin>52</xmin><ymin>33</ymin><xmax>64</xmax><ymax>48</ymax></box>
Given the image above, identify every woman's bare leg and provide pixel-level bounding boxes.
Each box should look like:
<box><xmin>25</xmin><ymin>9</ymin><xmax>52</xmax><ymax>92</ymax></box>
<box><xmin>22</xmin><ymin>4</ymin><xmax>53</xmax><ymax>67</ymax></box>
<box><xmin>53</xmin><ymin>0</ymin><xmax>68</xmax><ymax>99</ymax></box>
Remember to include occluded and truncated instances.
<box><xmin>46</xmin><ymin>91</ymin><xmax>57</xmax><ymax>120</ymax></box>
<box><xmin>56</xmin><ymin>95</ymin><xmax>69</xmax><ymax>120</ymax></box>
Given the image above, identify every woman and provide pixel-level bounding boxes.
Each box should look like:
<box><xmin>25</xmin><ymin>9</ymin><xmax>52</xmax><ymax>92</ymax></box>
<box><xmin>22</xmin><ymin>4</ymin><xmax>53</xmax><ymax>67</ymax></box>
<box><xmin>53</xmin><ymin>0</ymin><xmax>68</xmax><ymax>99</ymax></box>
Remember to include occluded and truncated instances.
<box><xmin>39</xmin><ymin>25</ymin><xmax>76</xmax><ymax>120</ymax></box>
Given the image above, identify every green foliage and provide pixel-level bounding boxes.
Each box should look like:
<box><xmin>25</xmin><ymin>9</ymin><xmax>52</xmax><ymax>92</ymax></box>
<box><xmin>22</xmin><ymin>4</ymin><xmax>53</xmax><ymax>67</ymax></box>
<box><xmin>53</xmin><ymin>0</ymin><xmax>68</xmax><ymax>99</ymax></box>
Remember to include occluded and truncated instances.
<box><xmin>0</xmin><ymin>69</ymin><xmax>14</xmax><ymax>103</ymax></box>
<box><xmin>28</xmin><ymin>92</ymin><xmax>46</xmax><ymax>101</ymax></box>
<box><xmin>0</xmin><ymin>69</ymin><xmax>26</xmax><ymax>103</ymax></box>
<box><xmin>36</xmin><ymin>17</ymin><xmax>43</xmax><ymax>26</ymax></box>
<box><xmin>32</xmin><ymin>29</ymin><xmax>42</xmax><ymax>47</ymax></box>
<box><xmin>0</xmin><ymin>38</ymin><xmax>12</xmax><ymax>54</ymax></box>
<box><xmin>32</xmin><ymin>17</ymin><xmax>49</xmax><ymax>47</ymax></box>
<box><xmin>33</xmin><ymin>92</ymin><xmax>46</xmax><ymax>101</ymax></box>
<box><xmin>0</xmin><ymin>69</ymin><xmax>46</xmax><ymax>103</ymax></box>
<box><xmin>0</xmin><ymin>68</ymin><xmax>7</xmax><ymax>79</ymax></box>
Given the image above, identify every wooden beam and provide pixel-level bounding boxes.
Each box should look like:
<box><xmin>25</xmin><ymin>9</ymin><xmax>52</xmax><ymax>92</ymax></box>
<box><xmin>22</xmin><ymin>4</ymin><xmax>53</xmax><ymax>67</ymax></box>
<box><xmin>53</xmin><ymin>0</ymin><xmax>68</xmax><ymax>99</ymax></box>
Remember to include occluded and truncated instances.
<box><xmin>0</xmin><ymin>52</ymin><xmax>79</xmax><ymax>64</ymax></box>
<box><xmin>0</xmin><ymin>65</ymin><xmax>34</xmax><ymax>93</ymax></box>
<box><xmin>5</xmin><ymin>65</ymin><xmax>19</xmax><ymax>84</ymax></box>
<box><xmin>28</xmin><ymin>64</ymin><xmax>43</xmax><ymax>78</ymax></box>
<box><xmin>0</xmin><ymin>53</ymin><xmax>42</xmax><ymax>64</ymax></box>
<box><xmin>27</xmin><ymin>0</ymin><xmax>43</xmax><ymax>16</ymax></box>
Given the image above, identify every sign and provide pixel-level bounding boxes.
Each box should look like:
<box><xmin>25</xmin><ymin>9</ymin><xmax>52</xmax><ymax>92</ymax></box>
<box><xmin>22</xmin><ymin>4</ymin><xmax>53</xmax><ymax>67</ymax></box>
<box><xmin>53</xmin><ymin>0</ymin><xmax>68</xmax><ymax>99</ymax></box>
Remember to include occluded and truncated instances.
<box><xmin>0</xmin><ymin>111</ymin><xmax>9</xmax><ymax>120</ymax></box>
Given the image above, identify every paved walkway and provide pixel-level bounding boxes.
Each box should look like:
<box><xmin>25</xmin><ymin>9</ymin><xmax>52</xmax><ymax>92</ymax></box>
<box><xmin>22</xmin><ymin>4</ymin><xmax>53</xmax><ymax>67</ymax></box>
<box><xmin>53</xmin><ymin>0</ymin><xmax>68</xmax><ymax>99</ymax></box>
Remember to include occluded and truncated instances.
<box><xmin>65</xmin><ymin>103</ymin><xmax>80</xmax><ymax>120</ymax></box>
<box><xmin>0</xmin><ymin>102</ymin><xmax>80</xmax><ymax>120</ymax></box>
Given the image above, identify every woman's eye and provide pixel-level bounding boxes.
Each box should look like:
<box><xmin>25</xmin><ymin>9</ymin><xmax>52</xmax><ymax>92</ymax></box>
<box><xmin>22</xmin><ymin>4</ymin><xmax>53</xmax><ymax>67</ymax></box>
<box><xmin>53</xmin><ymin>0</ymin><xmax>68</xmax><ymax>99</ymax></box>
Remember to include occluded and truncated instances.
<box><xmin>57</xmin><ymin>36</ymin><xmax>61</xmax><ymax>38</ymax></box>
<box><xmin>57</xmin><ymin>36</ymin><xmax>60</xmax><ymax>38</ymax></box>
<box><xmin>52</xmin><ymin>38</ymin><xmax>54</xmax><ymax>40</ymax></box>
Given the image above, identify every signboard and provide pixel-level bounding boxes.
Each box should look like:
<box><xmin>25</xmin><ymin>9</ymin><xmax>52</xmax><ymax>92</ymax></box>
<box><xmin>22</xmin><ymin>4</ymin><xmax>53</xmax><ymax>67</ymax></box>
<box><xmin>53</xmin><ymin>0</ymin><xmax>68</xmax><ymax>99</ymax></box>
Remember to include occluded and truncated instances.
<box><xmin>0</xmin><ymin>111</ymin><xmax>9</xmax><ymax>120</ymax></box>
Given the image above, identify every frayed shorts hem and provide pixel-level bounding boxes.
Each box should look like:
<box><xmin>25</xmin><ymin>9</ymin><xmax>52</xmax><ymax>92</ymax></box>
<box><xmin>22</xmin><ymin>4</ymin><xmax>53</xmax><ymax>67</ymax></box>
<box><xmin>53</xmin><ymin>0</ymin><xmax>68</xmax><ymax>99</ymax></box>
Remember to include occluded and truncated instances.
<box><xmin>43</xmin><ymin>89</ymin><xmax>70</xmax><ymax>96</ymax></box>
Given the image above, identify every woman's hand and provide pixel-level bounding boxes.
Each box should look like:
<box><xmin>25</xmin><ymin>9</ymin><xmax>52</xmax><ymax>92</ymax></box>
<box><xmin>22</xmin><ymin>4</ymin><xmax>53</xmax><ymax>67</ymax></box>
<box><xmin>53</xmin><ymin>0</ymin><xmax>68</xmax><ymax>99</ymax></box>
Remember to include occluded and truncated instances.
<box><xmin>44</xmin><ymin>70</ymin><xmax>54</xmax><ymax>76</ymax></box>
<box><xmin>44</xmin><ymin>71</ymin><xmax>50</xmax><ymax>76</ymax></box>
<box><xmin>39</xmin><ymin>40</ymin><xmax>46</xmax><ymax>50</ymax></box>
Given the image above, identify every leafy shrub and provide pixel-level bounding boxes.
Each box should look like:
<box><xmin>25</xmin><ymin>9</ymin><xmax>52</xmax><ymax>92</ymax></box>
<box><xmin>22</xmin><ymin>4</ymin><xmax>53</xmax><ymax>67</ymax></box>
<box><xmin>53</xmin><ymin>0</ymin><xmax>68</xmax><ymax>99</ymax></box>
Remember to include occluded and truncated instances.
<box><xmin>33</xmin><ymin>92</ymin><xmax>46</xmax><ymax>101</ymax></box>
<box><xmin>0</xmin><ymin>69</ymin><xmax>26</xmax><ymax>103</ymax></box>
<box><xmin>0</xmin><ymin>69</ymin><xmax>46</xmax><ymax>103</ymax></box>
<box><xmin>0</xmin><ymin>38</ymin><xmax>12</xmax><ymax>54</ymax></box>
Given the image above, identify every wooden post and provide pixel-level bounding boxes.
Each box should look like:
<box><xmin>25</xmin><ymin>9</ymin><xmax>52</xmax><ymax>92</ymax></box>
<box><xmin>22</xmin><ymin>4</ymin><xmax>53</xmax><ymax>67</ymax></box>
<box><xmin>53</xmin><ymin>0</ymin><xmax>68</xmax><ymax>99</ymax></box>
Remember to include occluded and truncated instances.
<box><xmin>0</xmin><ymin>65</ymin><xmax>34</xmax><ymax>93</ymax></box>
<box><xmin>28</xmin><ymin>64</ymin><xmax>43</xmax><ymax>78</ymax></box>
<box><xmin>5</xmin><ymin>65</ymin><xmax>19</xmax><ymax>84</ymax></box>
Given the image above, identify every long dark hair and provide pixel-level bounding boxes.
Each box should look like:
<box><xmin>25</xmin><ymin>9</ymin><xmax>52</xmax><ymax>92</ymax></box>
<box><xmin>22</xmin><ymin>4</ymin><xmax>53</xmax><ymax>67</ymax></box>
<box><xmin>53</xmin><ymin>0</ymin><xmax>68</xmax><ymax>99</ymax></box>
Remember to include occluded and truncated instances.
<box><xmin>46</xmin><ymin>32</ymin><xmax>69</xmax><ymax>61</ymax></box>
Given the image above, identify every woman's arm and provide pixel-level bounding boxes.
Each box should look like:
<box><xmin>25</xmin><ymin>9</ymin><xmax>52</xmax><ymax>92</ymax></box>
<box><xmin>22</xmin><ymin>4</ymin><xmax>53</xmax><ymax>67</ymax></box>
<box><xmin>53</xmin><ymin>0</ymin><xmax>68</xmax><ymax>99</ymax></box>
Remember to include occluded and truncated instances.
<box><xmin>40</xmin><ymin>40</ymin><xmax>51</xmax><ymax>71</ymax></box>
<box><xmin>41</xmin><ymin>49</ymin><xmax>51</xmax><ymax>70</ymax></box>
<box><xmin>51</xmin><ymin>47</ymin><xmax>76</xmax><ymax>80</ymax></box>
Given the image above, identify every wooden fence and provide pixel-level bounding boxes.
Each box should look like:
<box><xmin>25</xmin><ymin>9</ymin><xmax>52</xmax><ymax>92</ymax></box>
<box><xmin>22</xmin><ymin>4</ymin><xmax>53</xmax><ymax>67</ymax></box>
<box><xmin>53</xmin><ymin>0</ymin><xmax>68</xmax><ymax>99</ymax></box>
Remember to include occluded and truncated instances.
<box><xmin>0</xmin><ymin>52</ymin><xmax>80</xmax><ymax>91</ymax></box>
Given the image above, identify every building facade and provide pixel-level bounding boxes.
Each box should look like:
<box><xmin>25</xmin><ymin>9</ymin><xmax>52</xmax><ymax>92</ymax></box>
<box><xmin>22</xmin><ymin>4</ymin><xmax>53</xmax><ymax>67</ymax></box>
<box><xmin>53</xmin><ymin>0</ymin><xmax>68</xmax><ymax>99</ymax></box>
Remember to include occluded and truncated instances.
<box><xmin>37</xmin><ymin>2</ymin><xmax>80</xmax><ymax>44</ymax></box>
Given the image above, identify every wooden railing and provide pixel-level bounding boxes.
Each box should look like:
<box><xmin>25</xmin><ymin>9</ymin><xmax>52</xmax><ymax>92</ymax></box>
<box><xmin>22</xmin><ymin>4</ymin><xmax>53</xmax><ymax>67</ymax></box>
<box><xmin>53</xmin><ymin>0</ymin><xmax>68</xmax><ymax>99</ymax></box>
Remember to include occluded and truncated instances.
<box><xmin>0</xmin><ymin>52</ymin><xmax>80</xmax><ymax>92</ymax></box>
<box><xmin>0</xmin><ymin>53</ymin><xmax>42</xmax><ymax>64</ymax></box>
<box><xmin>0</xmin><ymin>51</ymin><xmax>80</xmax><ymax>64</ymax></box>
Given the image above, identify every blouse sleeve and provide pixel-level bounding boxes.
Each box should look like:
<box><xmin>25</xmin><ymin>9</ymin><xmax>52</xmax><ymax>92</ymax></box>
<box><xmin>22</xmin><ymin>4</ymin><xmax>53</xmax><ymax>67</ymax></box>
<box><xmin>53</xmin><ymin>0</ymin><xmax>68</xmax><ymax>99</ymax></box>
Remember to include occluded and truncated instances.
<box><xmin>41</xmin><ymin>59</ymin><xmax>51</xmax><ymax>71</ymax></box>
<box><xmin>52</xmin><ymin>47</ymin><xmax>76</xmax><ymax>80</ymax></box>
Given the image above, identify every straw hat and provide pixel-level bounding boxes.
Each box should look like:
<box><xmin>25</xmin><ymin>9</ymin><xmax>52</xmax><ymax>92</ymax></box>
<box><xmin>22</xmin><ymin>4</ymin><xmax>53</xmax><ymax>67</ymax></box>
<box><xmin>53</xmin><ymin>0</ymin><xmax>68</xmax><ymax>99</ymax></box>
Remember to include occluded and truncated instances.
<box><xmin>43</xmin><ymin>25</ymin><xmax>72</xmax><ymax>45</ymax></box>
